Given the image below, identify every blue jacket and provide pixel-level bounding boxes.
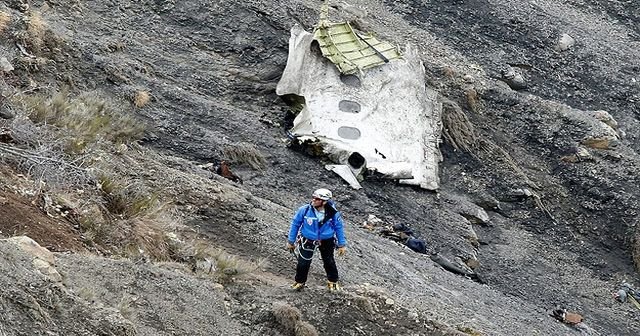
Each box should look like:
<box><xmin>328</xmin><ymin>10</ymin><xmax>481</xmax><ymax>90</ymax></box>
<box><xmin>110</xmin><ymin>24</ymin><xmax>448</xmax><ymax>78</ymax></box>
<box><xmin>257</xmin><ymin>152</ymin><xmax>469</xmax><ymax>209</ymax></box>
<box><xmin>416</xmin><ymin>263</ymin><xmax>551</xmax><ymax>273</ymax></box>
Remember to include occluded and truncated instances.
<box><xmin>287</xmin><ymin>201</ymin><xmax>347</xmax><ymax>247</ymax></box>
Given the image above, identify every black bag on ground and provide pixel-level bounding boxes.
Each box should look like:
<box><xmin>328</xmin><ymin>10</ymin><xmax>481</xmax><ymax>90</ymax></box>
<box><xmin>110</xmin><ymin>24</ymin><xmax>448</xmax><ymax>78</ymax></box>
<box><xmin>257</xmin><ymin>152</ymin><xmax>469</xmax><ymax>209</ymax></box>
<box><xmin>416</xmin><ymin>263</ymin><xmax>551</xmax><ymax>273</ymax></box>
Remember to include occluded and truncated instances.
<box><xmin>405</xmin><ymin>238</ymin><xmax>427</xmax><ymax>254</ymax></box>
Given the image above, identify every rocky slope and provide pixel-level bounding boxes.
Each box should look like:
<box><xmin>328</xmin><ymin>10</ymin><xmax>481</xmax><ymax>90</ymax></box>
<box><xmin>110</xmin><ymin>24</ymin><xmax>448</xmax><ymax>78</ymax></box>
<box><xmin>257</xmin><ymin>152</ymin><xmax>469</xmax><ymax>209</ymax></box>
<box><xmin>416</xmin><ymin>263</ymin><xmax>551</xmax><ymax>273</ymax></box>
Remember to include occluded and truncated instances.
<box><xmin>1</xmin><ymin>0</ymin><xmax>640</xmax><ymax>335</ymax></box>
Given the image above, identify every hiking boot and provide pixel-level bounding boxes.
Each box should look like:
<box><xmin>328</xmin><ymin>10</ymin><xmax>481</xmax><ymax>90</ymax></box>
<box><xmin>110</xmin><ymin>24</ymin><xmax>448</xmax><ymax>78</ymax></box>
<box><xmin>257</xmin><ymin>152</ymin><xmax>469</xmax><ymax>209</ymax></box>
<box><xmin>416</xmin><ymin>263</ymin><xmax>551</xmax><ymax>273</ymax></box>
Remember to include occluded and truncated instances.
<box><xmin>327</xmin><ymin>281</ymin><xmax>341</xmax><ymax>291</ymax></box>
<box><xmin>291</xmin><ymin>282</ymin><xmax>305</xmax><ymax>291</ymax></box>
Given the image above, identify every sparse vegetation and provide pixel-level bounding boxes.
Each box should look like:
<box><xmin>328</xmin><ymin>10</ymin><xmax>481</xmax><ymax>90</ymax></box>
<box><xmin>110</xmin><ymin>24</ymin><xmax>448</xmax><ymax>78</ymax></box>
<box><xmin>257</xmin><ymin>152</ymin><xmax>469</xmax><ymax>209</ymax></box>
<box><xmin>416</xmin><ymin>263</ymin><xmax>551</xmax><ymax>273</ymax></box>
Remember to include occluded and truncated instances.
<box><xmin>272</xmin><ymin>302</ymin><xmax>318</xmax><ymax>336</ymax></box>
<box><xmin>465</xmin><ymin>88</ymin><xmax>481</xmax><ymax>113</ymax></box>
<box><xmin>98</xmin><ymin>174</ymin><xmax>157</xmax><ymax>219</ymax></box>
<box><xmin>457</xmin><ymin>325</ymin><xmax>483</xmax><ymax>336</ymax></box>
<box><xmin>77</xmin><ymin>287</ymin><xmax>97</xmax><ymax>303</ymax></box>
<box><xmin>223</xmin><ymin>142</ymin><xmax>267</xmax><ymax>170</ymax></box>
<box><xmin>14</xmin><ymin>55</ymin><xmax>49</xmax><ymax>72</ymax></box>
<box><xmin>14</xmin><ymin>11</ymin><xmax>47</xmax><ymax>54</ymax></box>
<box><xmin>117</xmin><ymin>296</ymin><xmax>136</xmax><ymax>320</ymax></box>
<box><xmin>188</xmin><ymin>242</ymin><xmax>266</xmax><ymax>283</ymax></box>
<box><xmin>0</xmin><ymin>11</ymin><xmax>11</xmax><ymax>34</ymax></box>
<box><xmin>17</xmin><ymin>89</ymin><xmax>145</xmax><ymax>154</ymax></box>
<box><xmin>441</xmin><ymin>99</ymin><xmax>479</xmax><ymax>154</ymax></box>
<box><xmin>353</xmin><ymin>295</ymin><xmax>375</xmax><ymax>315</ymax></box>
<box><xmin>294</xmin><ymin>321</ymin><xmax>318</xmax><ymax>336</ymax></box>
<box><xmin>442</xmin><ymin>66</ymin><xmax>455</xmax><ymax>79</ymax></box>
<box><xmin>132</xmin><ymin>90</ymin><xmax>150</xmax><ymax>108</ymax></box>
<box><xmin>272</xmin><ymin>302</ymin><xmax>301</xmax><ymax>332</ymax></box>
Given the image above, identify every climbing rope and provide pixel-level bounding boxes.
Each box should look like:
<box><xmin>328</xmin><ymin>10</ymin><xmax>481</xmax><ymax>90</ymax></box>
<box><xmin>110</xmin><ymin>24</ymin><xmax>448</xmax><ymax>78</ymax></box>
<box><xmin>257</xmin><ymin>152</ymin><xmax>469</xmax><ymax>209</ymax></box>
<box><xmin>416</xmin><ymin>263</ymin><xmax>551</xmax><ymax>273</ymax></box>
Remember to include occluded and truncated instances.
<box><xmin>294</xmin><ymin>236</ymin><xmax>319</xmax><ymax>261</ymax></box>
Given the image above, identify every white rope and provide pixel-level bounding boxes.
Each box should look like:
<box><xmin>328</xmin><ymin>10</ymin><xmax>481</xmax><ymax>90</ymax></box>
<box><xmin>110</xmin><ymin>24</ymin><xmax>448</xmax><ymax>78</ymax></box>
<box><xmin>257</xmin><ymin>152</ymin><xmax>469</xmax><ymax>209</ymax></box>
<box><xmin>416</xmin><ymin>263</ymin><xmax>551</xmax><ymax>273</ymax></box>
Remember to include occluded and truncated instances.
<box><xmin>294</xmin><ymin>237</ymin><xmax>318</xmax><ymax>261</ymax></box>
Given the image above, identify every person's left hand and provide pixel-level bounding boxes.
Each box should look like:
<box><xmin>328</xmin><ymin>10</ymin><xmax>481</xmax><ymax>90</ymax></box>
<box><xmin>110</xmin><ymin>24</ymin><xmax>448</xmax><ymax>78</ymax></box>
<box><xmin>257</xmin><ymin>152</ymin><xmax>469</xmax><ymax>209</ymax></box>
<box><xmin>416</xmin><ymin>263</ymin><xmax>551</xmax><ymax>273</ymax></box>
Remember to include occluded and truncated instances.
<box><xmin>337</xmin><ymin>246</ymin><xmax>346</xmax><ymax>256</ymax></box>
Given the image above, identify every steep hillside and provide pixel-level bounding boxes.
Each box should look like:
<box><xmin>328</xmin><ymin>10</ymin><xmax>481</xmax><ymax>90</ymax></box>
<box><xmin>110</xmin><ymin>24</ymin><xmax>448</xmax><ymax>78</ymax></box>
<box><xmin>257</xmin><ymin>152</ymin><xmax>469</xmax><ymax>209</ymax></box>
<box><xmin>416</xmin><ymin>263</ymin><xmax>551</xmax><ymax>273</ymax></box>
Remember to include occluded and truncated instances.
<box><xmin>1</xmin><ymin>0</ymin><xmax>639</xmax><ymax>335</ymax></box>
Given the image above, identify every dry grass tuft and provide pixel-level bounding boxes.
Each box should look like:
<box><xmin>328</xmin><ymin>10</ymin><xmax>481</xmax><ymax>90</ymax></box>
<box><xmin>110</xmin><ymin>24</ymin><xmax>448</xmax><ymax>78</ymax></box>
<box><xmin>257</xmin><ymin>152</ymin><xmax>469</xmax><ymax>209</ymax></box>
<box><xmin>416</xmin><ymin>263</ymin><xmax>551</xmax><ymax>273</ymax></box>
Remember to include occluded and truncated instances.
<box><xmin>457</xmin><ymin>325</ymin><xmax>483</xmax><ymax>336</ymax></box>
<box><xmin>441</xmin><ymin>99</ymin><xmax>479</xmax><ymax>154</ymax></box>
<box><xmin>14</xmin><ymin>56</ymin><xmax>49</xmax><ymax>72</ymax></box>
<box><xmin>480</xmin><ymin>140</ymin><xmax>540</xmax><ymax>190</ymax></box>
<box><xmin>117</xmin><ymin>296</ymin><xmax>136</xmax><ymax>320</ymax></box>
<box><xmin>186</xmin><ymin>241</ymin><xmax>265</xmax><ymax>283</ymax></box>
<box><xmin>23</xmin><ymin>11</ymin><xmax>47</xmax><ymax>53</ymax></box>
<box><xmin>272</xmin><ymin>302</ymin><xmax>301</xmax><ymax>332</ymax></box>
<box><xmin>294</xmin><ymin>321</ymin><xmax>319</xmax><ymax>336</ymax></box>
<box><xmin>78</xmin><ymin>179</ymin><xmax>180</xmax><ymax>261</ymax></box>
<box><xmin>353</xmin><ymin>295</ymin><xmax>375</xmax><ymax>315</ymax></box>
<box><xmin>465</xmin><ymin>88</ymin><xmax>481</xmax><ymax>113</ymax></box>
<box><xmin>0</xmin><ymin>11</ymin><xmax>11</xmax><ymax>34</ymax></box>
<box><xmin>442</xmin><ymin>66</ymin><xmax>455</xmax><ymax>79</ymax></box>
<box><xmin>132</xmin><ymin>90</ymin><xmax>150</xmax><ymax>108</ymax></box>
<box><xmin>77</xmin><ymin>287</ymin><xmax>97</xmax><ymax>303</ymax></box>
<box><xmin>18</xmin><ymin>90</ymin><xmax>145</xmax><ymax>153</ymax></box>
<box><xmin>98</xmin><ymin>174</ymin><xmax>157</xmax><ymax>219</ymax></box>
<box><xmin>120</xmin><ymin>217</ymin><xmax>176</xmax><ymax>261</ymax></box>
<box><xmin>223</xmin><ymin>142</ymin><xmax>267</xmax><ymax>170</ymax></box>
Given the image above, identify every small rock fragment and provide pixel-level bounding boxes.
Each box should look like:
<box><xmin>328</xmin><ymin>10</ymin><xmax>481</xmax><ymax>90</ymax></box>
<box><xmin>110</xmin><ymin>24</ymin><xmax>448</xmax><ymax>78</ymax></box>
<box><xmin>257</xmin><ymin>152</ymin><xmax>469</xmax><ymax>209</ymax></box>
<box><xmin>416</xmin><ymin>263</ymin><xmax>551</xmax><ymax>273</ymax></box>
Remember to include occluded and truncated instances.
<box><xmin>0</xmin><ymin>57</ymin><xmax>14</xmax><ymax>72</ymax></box>
<box><xmin>501</xmin><ymin>66</ymin><xmax>527</xmax><ymax>90</ymax></box>
<box><xmin>556</xmin><ymin>33</ymin><xmax>576</xmax><ymax>51</ymax></box>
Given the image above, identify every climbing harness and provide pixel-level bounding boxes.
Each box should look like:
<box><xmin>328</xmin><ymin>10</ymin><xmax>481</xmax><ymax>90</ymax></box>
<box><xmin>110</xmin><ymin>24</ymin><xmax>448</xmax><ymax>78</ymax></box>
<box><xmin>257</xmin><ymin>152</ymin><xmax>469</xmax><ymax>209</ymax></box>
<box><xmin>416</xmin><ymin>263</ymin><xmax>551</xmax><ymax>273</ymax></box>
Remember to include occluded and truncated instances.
<box><xmin>294</xmin><ymin>236</ymin><xmax>320</xmax><ymax>261</ymax></box>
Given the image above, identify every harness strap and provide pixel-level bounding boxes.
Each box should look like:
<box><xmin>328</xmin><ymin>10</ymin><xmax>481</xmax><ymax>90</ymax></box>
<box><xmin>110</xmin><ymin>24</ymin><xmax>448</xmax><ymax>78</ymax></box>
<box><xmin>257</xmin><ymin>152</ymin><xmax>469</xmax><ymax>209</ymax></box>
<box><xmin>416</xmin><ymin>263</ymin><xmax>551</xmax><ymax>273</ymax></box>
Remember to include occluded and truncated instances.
<box><xmin>294</xmin><ymin>236</ymin><xmax>320</xmax><ymax>261</ymax></box>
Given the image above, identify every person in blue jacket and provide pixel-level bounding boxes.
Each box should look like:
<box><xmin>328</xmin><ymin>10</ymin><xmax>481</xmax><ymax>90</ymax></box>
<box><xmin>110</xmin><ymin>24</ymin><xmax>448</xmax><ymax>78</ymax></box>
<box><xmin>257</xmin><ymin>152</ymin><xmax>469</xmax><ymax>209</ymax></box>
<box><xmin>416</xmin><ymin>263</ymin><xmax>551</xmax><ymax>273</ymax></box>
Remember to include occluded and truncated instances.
<box><xmin>286</xmin><ymin>188</ymin><xmax>347</xmax><ymax>291</ymax></box>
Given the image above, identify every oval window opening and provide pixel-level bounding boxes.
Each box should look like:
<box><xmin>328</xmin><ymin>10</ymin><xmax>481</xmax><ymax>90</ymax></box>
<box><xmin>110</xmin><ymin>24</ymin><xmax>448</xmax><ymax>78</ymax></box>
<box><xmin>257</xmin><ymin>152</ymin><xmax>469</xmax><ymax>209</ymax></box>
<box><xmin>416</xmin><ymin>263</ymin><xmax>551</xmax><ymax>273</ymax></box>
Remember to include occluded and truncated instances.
<box><xmin>340</xmin><ymin>74</ymin><xmax>361</xmax><ymax>87</ymax></box>
<box><xmin>348</xmin><ymin>152</ymin><xmax>366</xmax><ymax>169</ymax></box>
<box><xmin>339</xmin><ymin>100</ymin><xmax>361</xmax><ymax>114</ymax></box>
<box><xmin>337</xmin><ymin>126</ymin><xmax>361</xmax><ymax>140</ymax></box>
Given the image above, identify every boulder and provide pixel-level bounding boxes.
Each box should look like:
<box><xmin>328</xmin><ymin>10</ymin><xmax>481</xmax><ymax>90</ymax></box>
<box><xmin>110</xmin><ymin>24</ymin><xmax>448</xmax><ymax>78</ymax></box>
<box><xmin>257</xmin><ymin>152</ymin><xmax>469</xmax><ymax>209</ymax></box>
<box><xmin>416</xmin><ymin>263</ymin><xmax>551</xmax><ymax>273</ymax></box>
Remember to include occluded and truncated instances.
<box><xmin>4</xmin><ymin>236</ymin><xmax>62</xmax><ymax>282</ymax></box>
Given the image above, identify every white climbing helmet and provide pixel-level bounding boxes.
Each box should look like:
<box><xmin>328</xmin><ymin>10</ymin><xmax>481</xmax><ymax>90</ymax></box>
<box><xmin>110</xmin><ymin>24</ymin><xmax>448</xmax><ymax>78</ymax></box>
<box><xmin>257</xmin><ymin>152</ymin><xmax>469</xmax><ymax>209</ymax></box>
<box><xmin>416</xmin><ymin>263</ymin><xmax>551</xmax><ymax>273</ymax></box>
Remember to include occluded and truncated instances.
<box><xmin>312</xmin><ymin>188</ymin><xmax>332</xmax><ymax>200</ymax></box>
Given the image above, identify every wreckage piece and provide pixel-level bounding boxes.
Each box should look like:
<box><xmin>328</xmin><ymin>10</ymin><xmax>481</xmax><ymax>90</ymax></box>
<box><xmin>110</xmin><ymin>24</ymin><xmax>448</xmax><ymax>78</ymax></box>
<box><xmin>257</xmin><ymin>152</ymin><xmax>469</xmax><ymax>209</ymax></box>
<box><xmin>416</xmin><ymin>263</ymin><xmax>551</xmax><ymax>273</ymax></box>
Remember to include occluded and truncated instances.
<box><xmin>277</xmin><ymin>24</ymin><xmax>442</xmax><ymax>190</ymax></box>
<box><xmin>325</xmin><ymin>164</ymin><xmax>362</xmax><ymax>189</ymax></box>
<box><xmin>313</xmin><ymin>19</ymin><xmax>401</xmax><ymax>74</ymax></box>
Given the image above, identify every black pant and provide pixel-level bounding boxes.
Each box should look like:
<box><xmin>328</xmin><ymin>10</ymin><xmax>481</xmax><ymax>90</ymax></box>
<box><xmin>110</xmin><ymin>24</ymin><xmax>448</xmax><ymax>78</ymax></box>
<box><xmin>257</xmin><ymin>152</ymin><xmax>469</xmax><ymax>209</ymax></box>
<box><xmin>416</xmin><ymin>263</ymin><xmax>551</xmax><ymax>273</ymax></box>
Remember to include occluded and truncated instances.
<box><xmin>295</xmin><ymin>238</ymin><xmax>339</xmax><ymax>283</ymax></box>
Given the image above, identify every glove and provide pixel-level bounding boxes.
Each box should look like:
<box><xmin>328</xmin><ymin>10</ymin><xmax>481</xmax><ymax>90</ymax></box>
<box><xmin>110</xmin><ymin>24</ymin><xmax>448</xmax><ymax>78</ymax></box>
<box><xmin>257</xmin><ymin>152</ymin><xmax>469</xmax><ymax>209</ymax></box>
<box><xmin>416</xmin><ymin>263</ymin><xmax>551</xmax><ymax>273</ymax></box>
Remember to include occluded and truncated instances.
<box><xmin>286</xmin><ymin>243</ymin><xmax>295</xmax><ymax>253</ymax></box>
<box><xmin>337</xmin><ymin>246</ymin><xmax>346</xmax><ymax>256</ymax></box>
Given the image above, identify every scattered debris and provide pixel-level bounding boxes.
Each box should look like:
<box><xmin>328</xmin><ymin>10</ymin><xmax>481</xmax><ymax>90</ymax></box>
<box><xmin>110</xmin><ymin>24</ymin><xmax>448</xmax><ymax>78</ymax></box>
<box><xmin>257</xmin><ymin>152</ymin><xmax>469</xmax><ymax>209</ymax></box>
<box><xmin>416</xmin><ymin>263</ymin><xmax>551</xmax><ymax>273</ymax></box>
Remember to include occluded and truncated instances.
<box><xmin>552</xmin><ymin>308</ymin><xmax>583</xmax><ymax>325</ymax></box>
<box><xmin>551</xmin><ymin>307</ymin><xmax>599</xmax><ymax>335</ymax></box>
<box><xmin>215</xmin><ymin>160</ymin><xmax>243</xmax><ymax>184</ymax></box>
<box><xmin>360</xmin><ymin>215</ymin><xmax>484</xmax><ymax>283</ymax></box>
<box><xmin>613</xmin><ymin>282</ymin><xmax>640</xmax><ymax>310</ymax></box>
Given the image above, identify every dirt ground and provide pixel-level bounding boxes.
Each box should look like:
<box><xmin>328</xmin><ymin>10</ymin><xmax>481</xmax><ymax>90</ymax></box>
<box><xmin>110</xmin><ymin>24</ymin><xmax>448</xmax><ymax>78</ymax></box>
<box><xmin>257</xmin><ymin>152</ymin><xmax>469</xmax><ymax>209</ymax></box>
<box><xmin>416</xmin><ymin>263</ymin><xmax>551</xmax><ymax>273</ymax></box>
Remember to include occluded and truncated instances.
<box><xmin>1</xmin><ymin>0</ymin><xmax>640</xmax><ymax>335</ymax></box>
<box><xmin>0</xmin><ymin>189</ymin><xmax>86</xmax><ymax>252</ymax></box>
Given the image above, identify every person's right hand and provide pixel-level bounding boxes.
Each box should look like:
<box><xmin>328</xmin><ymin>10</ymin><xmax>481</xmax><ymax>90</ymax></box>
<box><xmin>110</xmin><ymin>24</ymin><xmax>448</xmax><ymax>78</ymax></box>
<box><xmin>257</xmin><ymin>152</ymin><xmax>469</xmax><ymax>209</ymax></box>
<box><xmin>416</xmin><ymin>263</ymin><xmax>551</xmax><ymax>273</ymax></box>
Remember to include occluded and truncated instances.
<box><xmin>286</xmin><ymin>243</ymin><xmax>295</xmax><ymax>252</ymax></box>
